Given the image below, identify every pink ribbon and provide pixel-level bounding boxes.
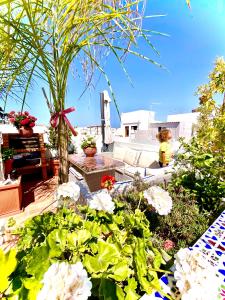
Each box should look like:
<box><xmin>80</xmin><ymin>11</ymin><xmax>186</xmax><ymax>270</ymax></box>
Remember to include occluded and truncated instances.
<box><xmin>50</xmin><ymin>107</ymin><xmax>78</xmax><ymax>136</ymax></box>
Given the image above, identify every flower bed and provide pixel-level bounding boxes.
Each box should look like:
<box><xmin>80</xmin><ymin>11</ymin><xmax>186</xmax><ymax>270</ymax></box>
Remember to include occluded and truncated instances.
<box><xmin>1</xmin><ymin>176</ymin><xmax>223</xmax><ymax>300</ymax></box>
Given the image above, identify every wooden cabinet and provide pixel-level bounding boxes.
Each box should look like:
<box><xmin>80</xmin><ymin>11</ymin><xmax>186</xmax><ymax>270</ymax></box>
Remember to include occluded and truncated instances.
<box><xmin>0</xmin><ymin>176</ymin><xmax>22</xmax><ymax>216</ymax></box>
<box><xmin>2</xmin><ymin>133</ymin><xmax>47</xmax><ymax>180</ymax></box>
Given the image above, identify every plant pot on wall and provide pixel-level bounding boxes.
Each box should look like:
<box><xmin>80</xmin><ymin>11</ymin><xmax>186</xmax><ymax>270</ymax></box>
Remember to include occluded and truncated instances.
<box><xmin>50</xmin><ymin>158</ymin><xmax>60</xmax><ymax>176</ymax></box>
<box><xmin>83</xmin><ymin>147</ymin><xmax>97</xmax><ymax>157</ymax></box>
<box><xmin>4</xmin><ymin>159</ymin><xmax>14</xmax><ymax>177</ymax></box>
<box><xmin>19</xmin><ymin>126</ymin><xmax>33</xmax><ymax>138</ymax></box>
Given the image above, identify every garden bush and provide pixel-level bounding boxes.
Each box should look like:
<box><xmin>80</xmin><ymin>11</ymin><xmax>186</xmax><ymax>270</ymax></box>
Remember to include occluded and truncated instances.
<box><xmin>115</xmin><ymin>174</ymin><xmax>209</xmax><ymax>257</ymax></box>
<box><xmin>0</xmin><ymin>204</ymin><xmax>165</xmax><ymax>300</ymax></box>
<box><xmin>150</xmin><ymin>188</ymin><xmax>210</xmax><ymax>255</ymax></box>
<box><xmin>169</xmin><ymin>57</ymin><xmax>225</xmax><ymax>213</ymax></box>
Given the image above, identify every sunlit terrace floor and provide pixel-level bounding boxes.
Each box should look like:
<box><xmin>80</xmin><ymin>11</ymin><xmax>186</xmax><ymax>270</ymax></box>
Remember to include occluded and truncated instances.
<box><xmin>0</xmin><ymin>174</ymin><xmax>57</xmax><ymax>225</ymax></box>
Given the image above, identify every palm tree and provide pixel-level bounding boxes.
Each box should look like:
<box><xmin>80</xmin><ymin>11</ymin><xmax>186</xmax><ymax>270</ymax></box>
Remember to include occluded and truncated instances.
<box><xmin>0</xmin><ymin>0</ymin><xmax>163</xmax><ymax>183</ymax></box>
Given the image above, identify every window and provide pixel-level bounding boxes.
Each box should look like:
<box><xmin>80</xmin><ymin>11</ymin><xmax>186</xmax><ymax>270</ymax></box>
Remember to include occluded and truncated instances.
<box><xmin>131</xmin><ymin>126</ymin><xmax>138</xmax><ymax>131</ymax></box>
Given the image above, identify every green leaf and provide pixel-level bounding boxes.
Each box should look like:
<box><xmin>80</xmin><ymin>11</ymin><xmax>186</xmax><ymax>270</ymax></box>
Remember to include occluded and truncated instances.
<box><xmin>26</xmin><ymin>244</ymin><xmax>50</xmax><ymax>280</ymax></box>
<box><xmin>46</xmin><ymin>229</ymin><xmax>68</xmax><ymax>257</ymax></box>
<box><xmin>83</xmin><ymin>240</ymin><xmax>120</xmax><ymax>273</ymax></box>
<box><xmin>67</xmin><ymin>229</ymin><xmax>91</xmax><ymax>247</ymax></box>
<box><xmin>124</xmin><ymin>278</ymin><xmax>139</xmax><ymax>300</ymax></box>
<box><xmin>0</xmin><ymin>248</ymin><xmax>17</xmax><ymax>292</ymax></box>
<box><xmin>134</xmin><ymin>238</ymin><xmax>153</xmax><ymax>294</ymax></box>
<box><xmin>99</xmin><ymin>278</ymin><xmax>124</xmax><ymax>300</ymax></box>
<box><xmin>23</xmin><ymin>277</ymin><xmax>42</xmax><ymax>300</ymax></box>
<box><xmin>108</xmin><ymin>260</ymin><xmax>130</xmax><ymax>281</ymax></box>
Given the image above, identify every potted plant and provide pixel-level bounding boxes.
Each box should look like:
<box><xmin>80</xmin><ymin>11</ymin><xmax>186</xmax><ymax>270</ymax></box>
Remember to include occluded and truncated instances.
<box><xmin>47</xmin><ymin>127</ymin><xmax>76</xmax><ymax>176</ymax></box>
<box><xmin>2</xmin><ymin>148</ymin><xmax>15</xmax><ymax>177</ymax></box>
<box><xmin>46</xmin><ymin>127</ymin><xmax>60</xmax><ymax>176</ymax></box>
<box><xmin>8</xmin><ymin>111</ymin><xmax>37</xmax><ymax>137</ymax></box>
<box><xmin>81</xmin><ymin>135</ymin><xmax>97</xmax><ymax>157</ymax></box>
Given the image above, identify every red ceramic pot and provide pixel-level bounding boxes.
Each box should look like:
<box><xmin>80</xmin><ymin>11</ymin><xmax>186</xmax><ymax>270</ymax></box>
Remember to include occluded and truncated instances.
<box><xmin>50</xmin><ymin>159</ymin><xmax>60</xmax><ymax>176</ymax></box>
<box><xmin>4</xmin><ymin>159</ymin><xmax>14</xmax><ymax>177</ymax></box>
<box><xmin>83</xmin><ymin>147</ymin><xmax>97</xmax><ymax>157</ymax></box>
<box><xmin>19</xmin><ymin>126</ymin><xmax>33</xmax><ymax>137</ymax></box>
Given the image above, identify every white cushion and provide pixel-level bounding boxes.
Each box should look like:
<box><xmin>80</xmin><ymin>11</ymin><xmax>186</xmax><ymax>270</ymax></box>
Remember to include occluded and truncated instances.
<box><xmin>113</xmin><ymin>146</ymin><xmax>127</xmax><ymax>161</ymax></box>
<box><xmin>124</xmin><ymin>166</ymin><xmax>146</xmax><ymax>178</ymax></box>
<box><xmin>145</xmin><ymin>165</ymin><xmax>173</xmax><ymax>176</ymax></box>
<box><xmin>137</xmin><ymin>151</ymin><xmax>158</xmax><ymax>168</ymax></box>
<box><xmin>123</xmin><ymin>149</ymin><xmax>140</xmax><ymax>166</ymax></box>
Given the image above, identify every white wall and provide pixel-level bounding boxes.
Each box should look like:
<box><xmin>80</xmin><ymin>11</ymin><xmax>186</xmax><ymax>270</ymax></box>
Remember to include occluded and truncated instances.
<box><xmin>167</xmin><ymin>112</ymin><xmax>200</xmax><ymax>140</ymax></box>
<box><xmin>121</xmin><ymin>110</ymin><xmax>155</xmax><ymax>137</ymax></box>
<box><xmin>167</xmin><ymin>112</ymin><xmax>199</xmax><ymax>123</ymax></box>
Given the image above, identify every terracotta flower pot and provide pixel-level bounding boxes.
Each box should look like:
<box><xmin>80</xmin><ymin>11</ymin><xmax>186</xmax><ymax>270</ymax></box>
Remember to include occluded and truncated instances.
<box><xmin>4</xmin><ymin>159</ymin><xmax>14</xmax><ymax>177</ymax></box>
<box><xmin>83</xmin><ymin>147</ymin><xmax>97</xmax><ymax>157</ymax></box>
<box><xmin>19</xmin><ymin>126</ymin><xmax>33</xmax><ymax>138</ymax></box>
<box><xmin>50</xmin><ymin>159</ymin><xmax>60</xmax><ymax>176</ymax></box>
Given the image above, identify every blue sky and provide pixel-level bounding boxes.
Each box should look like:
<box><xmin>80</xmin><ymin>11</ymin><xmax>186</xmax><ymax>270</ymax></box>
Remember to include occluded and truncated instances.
<box><xmin>3</xmin><ymin>0</ymin><xmax>225</xmax><ymax>128</ymax></box>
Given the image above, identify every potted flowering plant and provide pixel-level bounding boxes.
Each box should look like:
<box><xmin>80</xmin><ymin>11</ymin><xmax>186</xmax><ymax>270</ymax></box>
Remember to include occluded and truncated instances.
<box><xmin>8</xmin><ymin>111</ymin><xmax>37</xmax><ymax>137</ymax></box>
<box><xmin>81</xmin><ymin>135</ymin><xmax>97</xmax><ymax>157</ymax></box>
<box><xmin>2</xmin><ymin>148</ymin><xmax>15</xmax><ymax>177</ymax></box>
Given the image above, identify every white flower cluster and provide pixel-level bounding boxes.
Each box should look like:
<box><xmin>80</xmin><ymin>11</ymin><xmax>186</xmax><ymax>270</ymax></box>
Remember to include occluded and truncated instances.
<box><xmin>88</xmin><ymin>190</ymin><xmax>115</xmax><ymax>213</ymax></box>
<box><xmin>143</xmin><ymin>186</ymin><xmax>172</xmax><ymax>215</ymax></box>
<box><xmin>55</xmin><ymin>181</ymin><xmax>80</xmax><ymax>207</ymax></box>
<box><xmin>174</xmin><ymin>248</ymin><xmax>220</xmax><ymax>300</ymax></box>
<box><xmin>37</xmin><ymin>261</ymin><xmax>92</xmax><ymax>300</ymax></box>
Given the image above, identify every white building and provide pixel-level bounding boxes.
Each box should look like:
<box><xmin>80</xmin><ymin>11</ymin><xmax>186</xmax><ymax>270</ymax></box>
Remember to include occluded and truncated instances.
<box><xmin>120</xmin><ymin>110</ymin><xmax>155</xmax><ymax>137</ymax></box>
<box><xmin>119</xmin><ymin>110</ymin><xmax>200</xmax><ymax>143</ymax></box>
<box><xmin>167</xmin><ymin>112</ymin><xmax>200</xmax><ymax>139</ymax></box>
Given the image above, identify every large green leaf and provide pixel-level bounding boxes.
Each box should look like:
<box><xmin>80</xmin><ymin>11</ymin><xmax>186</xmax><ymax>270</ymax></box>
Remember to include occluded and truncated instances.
<box><xmin>23</xmin><ymin>277</ymin><xmax>42</xmax><ymax>300</ymax></box>
<box><xmin>133</xmin><ymin>238</ymin><xmax>154</xmax><ymax>294</ymax></box>
<box><xmin>0</xmin><ymin>248</ymin><xmax>17</xmax><ymax>292</ymax></box>
<box><xmin>99</xmin><ymin>278</ymin><xmax>125</xmax><ymax>300</ymax></box>
<box><xmin>124</xmin><ymin>278</ymin><xmax>139</xmax><ymax>300</ymax></box>
<box><xmin>46</xmin><ymin>229</ymin><xmax>68</xmax><ymax>257</ymax></box>
<box><xmin>25</xmin><ymin>244</ymin><xmax>50</xmax><ymax>280</ymax></box>
<box><xmin>83</xmin><ymin>240</ymin><xmax>120</xmax><ymax>273</ymax></box>
<box><xmin>108</xmin><ymin>260</ymin><xmax>130</xmax><ymax>281</ymax></box>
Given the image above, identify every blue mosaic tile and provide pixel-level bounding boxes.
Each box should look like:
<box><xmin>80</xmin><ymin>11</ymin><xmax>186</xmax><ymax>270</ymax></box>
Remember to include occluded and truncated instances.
<box><xmin>219</xmin><ymin>269</ymin><xmax>225</xmax><ymax>276</ymax></box>
<box><xmin>161</xmin><ymin>276</ymin><xmax>169</xmax><ymax>285</ymax></box>
<box><xmin>149</xmin><ymin>210</ymin><xmax>225</xmax><ymax>299</ymax></box>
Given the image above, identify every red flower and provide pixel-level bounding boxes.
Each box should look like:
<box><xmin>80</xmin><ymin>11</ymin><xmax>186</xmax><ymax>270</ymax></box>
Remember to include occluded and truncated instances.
<box><xmin>101</xmin><ymin>175</ymin><xmax>116</xmax><ymax>190</ymax></box>
<box><xmin>20</xmin><ymin>118</ymin><xmax>30</xmax><ymax>125</ymax></box>
<box><xmin>9</xmin><ymin>111</ymin><xmax>15</xmax><ymax>115</ymax></box>
<box><xmin>163</xmin><ymin>240</ymin><xmax>175</xmax><ymax>251</ymax></box>
<box><xmin>9</xmin><ymin>118</ymin><xmax>15</xmax><ymax>123</ymax></box>
<box><xmin>29</xmin><ymin>122</ymin><xmax>35</xmax><ymax>127</ymax></box>
<box><xmin>24</xmin><ymin>111</ymin><xmax>29</xmax><ymax>116</ymax></box>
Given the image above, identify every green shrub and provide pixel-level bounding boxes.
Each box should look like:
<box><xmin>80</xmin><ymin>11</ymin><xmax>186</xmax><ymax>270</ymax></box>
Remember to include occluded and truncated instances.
<box><xmin>171</xmin><ymin>138</ymin><xmax>225</xmax><ymax>212</ymax></box>
<box><xmin>150</xmin><ymin>188</ymin><xmax>210</xmax><ymax>255</ymax></box>
<box><xmin>1</xmin><ymin>204</ymin><xmax>164</xmax><ymax>299</ymax></box>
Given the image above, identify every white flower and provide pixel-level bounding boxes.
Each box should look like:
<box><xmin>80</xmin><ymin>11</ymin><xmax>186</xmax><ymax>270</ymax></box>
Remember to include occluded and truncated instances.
<box><xmin>88</xmin><ymin>190</ymin><xmax>115</xmax><ymax>213</ymax></box>
<box><xmin>143</xmin><ymin>186</ymin><xmax>172</xmax><ymax>215</ymax></box>
<box><xmin>37</xmin><ymin>261</ymin><xmax>92</xmax><ymax>300</ymax></box>
<box><xmin>55</xmin><ymin>181</ymin><xmax>80</xmax><ymax>207</ymax></box>
<box><xmin>174</xmin><ymin>248</ymin><xmax>220</xmax><ymax>300</ymax></box>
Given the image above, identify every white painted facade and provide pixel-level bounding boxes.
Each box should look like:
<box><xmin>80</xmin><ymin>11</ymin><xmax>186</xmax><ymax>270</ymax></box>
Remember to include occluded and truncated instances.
<box><xmin>121</xmin><ymin>110</ymin><xmax>155</xmax><ymax>137</ymax></box>
<box><xmin>167</xmin><ymin>112</ymin><xmax>200</xmax><ymax>123</ymax></box>
<box><xmin>167</xmin><ymin>112</ymin><xmax>200</xmax><ymax>139</ymax></box>
<box><xmin>120</xmin><ymin>110</ymin><xmax>200</xmax><ymax>141</ymax></box>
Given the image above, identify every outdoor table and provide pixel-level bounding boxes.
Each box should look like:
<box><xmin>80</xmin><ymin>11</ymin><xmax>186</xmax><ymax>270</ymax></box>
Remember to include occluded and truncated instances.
<box><xmin>68</xmin><ymin>154</ymin><xmax>124</xmax><ymax>192</ymax></box>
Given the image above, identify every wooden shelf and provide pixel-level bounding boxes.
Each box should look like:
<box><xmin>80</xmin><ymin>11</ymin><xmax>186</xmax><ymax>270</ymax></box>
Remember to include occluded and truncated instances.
<box><xmin>15</xmin><ymin>148</ymin><xmax>43</xmax><ymax>153</ymax></box>
<box><xmin>15</xmin><ymin>164</ymin><xmax>42</xmax><ymax>171</ymax></box>
<box><xmin>2</xmin><ymin>133</ymin><xmax>47</xmax><ymax>180</ymax></box>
